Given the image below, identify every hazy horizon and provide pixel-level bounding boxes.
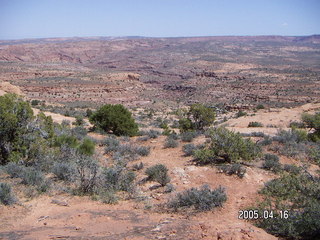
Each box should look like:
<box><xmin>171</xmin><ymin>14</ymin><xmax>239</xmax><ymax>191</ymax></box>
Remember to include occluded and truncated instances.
<box><xmin>0</xmin><ymin>0</ymin><xmax>319</xmax><ymax>40</ymax></box>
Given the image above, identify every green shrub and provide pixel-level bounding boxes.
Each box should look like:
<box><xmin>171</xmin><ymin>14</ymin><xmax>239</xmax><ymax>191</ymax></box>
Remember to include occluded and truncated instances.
<box><xmin>302</xmin><ymin>112</ymin><xmax>320</xmax><ymax>142</ymax></box>
<box><xmin>164</xmin><ymin>137</ymin><xmax>179</xmax><ymax>148</ymax></box>
<box><xmin>146</xmin><ymin>129</ymin><xmax>160</xmax><ymax>139</ymax></box>
<box><xmin>89</xmin><ymin>104</ymin><xmax>138</xmax><ymax>136</ymax></box>
<box><xmin>242</xmin><ymin>132</ymin><xmax>265</xmax><ymax>137</ymax></box>
<box><xmin>258</xmin><ymin>135</ymin><xmax>272</xmax><ymax>146</ymax></box>
<box><xmin>71</xmin><ymin>126</ymin><xmax>87</xmax><ymax>140</ymax></box>
<box><xmin>256</xmin><ymin>104</ymin><xmax>265</xmax><ymax>110</ymax></box>
<box><xmin>86</xmin><ymin>108</ymin><xmax>93</xmax><ymax>118</ymax></box>
<box><xmin>195</xmin><ymin>127</ymin><xmax>261</xmax><ymax>164</ymax></box>
<box><xmin>248</xmin><ymin>122</ymin><xmax>263</xmax><ymax>127</ymax></box>
<box><xmin>218</xmin><ymin>163</ymin><xmax>246</xmax><ymax>178</ymax></box>
<box><xmin>283</xmin><ymin>164</ymin><xmax>301</xmax><ymax>175</ymax></box>
<box><xmin>101</xmin><ymin>167</ymin><xmax>136</xmax><ymax>192</ymax></box>
<box><xmin>103</xmin><ymin>137</ymin><xmax>120</xmax><ymax>153</ymax></box>
<box><xmin>78</xmin><ymin>138</ymin><xmax>95</xmax><ymax>156</ymax></box>
<box><xmin>193</xmin><ymin>148</ymin><xmax>216</xmax><ymax>164</ymax></box>
<box><xmin>145</xmin><ymin>164</ymin><xmax>170</xmax><ymax>186</ymax></box>
<box><xmin>132</xmin><ymin>162</ymin><xmax>144</xmax><ymax>171</ymax></box>
<box><xmin>289</xmin><ymin>121</ymin><xmax>306</xmax><ymax>129</ymax></box>
<box><xmin>252</xmin><ymin>172</ymin><xmax>320</xmax><ymax>239</ymax></box>
<box><xmin>308</xmin><ymin>144</ymin><xmax>320</xmax><ymax>166</ymax></box>
<box><xmin>5</xmin><ymin>162</ymin><xmax>24</xmax><ymax>178</ymax></box>
<box><xmin>0</xmin><ymin>94</ymin><xmax>34</xmax><ymax>165</ymax></box>
<box><xmin>168</xmin><ymin>185</ymin><xmax>227</xmax><ymax>211</ymax></box>
<box><xmin>54</xmin><ymin>134</ymin><xmax>79</xmax><ymax>148</ymax></box>
<box><xmin>73</xmin><ymin>115</ymin><xmax>84</xmax><ymax>126</ymax></box>
<box><xmin>21</xmin><ymin>167</ymin><xmax>45</xmax><ymax>186</ymax></box>
<box><xmin>21</xmin><ymin>167</ymin><xmax>50</xmax><ymax>192</ymax></box>
<box><xmin>112</xmin><ymin>143</ymin><xmax>150</xmax><ymax>161</ymax></box>
<box><xmin>0</xmin><ymin>182</ymin><xmax>16</xmax><ymax>205</ymax></box>
<box><xmin>137</xmin><ymin>135</ymin><xmax>149</xmax><ymax>142</ymax></box>
<box><xmin>178</xmin><ymin>118</ymin><xmax>194</xmax><ymax>133</ymax></box>
<box><xmin>182</xmin><ymin>143</ymin><xmax>197</xmax><ymax>156</ymax></box>
<box><xmin>31</xmin><ymin>99</ymin><xmax>40</xmax><ymax>106</ymax></box>
<box><xmin>262</xmin><ymin>154</ymin><xmax>281</xmax><ymax>173</ymax></box>
<box><xmin>98</xmin><ymin>190</ymin><xmax>118</xmax><ymax>204</ymax></box>
<box><xmin>135</xmin><ymin>146</ymin><xmax>150</xmax><ymax>156</ymax></box>
<box><xmin>180</xmin><ymin>131</ymin><xmax>197</xmax><ymax>142</ymax></box>
<box><xmin>236</xmin><ymin>110</ymin><xmax>247</xmax><ymax>118</ymax></box>
<box><xmin>187</xmin><ymin>104</ymin><xmax>216</xmax><ymax>130</ymax></box>
<box><xmin>75</xmin><ymin>156</ymin><xmax>99</xmax><ymax>194</ymax></box>
<box><xmin>164</xmin><ymin>183</ymin><xmax>175</xmax><ymax>193</ymax></box>
<box><xmin>273</xmin><ymin>129</ymin><xmax>308</xmax><ymax>144</ymax></box>
<box><xmin>52</xmin><ymin>162</ymin><xmax>77</xmax><ymax>181</ymax></box>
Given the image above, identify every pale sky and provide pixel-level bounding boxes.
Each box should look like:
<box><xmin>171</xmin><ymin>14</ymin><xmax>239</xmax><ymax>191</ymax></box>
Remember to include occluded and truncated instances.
<box><xmin>0</xmin><ymin>0</ymin><xmax>319</xmax><ymax>39</ymax></box>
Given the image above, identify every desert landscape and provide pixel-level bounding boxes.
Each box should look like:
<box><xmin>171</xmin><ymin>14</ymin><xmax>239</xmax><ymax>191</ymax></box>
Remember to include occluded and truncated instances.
<box><xmin>0</xmin><ymin>34</ymin><xmax>319</xmax><ymax>240</ymax></box>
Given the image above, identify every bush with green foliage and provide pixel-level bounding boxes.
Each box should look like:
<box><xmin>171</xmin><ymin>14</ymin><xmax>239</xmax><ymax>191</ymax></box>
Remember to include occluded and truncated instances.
<box><xmin>132</xmin><ymin>162</ymin><xmax>144</xmax><ymax>171</ymax></box>
<box><xmin>178</xmin><ymin>118</ymin><xmax>194</xmax><ymax>133</ymax></box>
<box><xmin>112</xmin><ymin>143</ymin><xmax>150</xmax><ymax>162</ymax></box>
<box><xmin>256</xmin><ymin>104</ymin><xmax>265</xmax><ymax>110</ymax></box>
<box><xmin>168</xmin><ymin>185</ymin><xmax>227</xmax><ymax>211</ymax></box>
<box><xmin>194</xmin><ymin>127</ymin><xmax>261</xmax><ymax>164</ymax></box>
<box><xmin>86</xmin><ymin>108</ymin><xmax>93</xmax><ymax>118</ymax></box>
<box><xmin>252</xmin><ymin>172</ymin><xmax>320</xmax><ymax>239</ymax></box>
<box><xmin>98</xmin><ymin>190</ymin><xmax>119</xmax><ymax>204</ymax></box>
<box><xmin>262</xmin><ymin>154</ymin><xmax>281</xmax><ymax>173</ymax></box>
<box><xmin>188</xmin><ymin>104</ymin><xmax>216</xmax><ymax>130</ymax></box>
<box><xmin>180</xmin><ymin>131</ymin><xmax>197</xmax><ymax>142</ymax></box>
<box><xmin>5</xmin><ymin>162</ymin><xmax>24</xmax><ymax>178</ymax></box>
<box><xmin>248</xmin><ymin>121</ymin><xmax>263</xmax><ymax>127</ymax></box>
<box><xmin>54</xmin><ymin>134</ymin><xmax>79</xmax><ymax>148</ymax></box>
<box><xmin>164</xmin><ymin>137</ymin><xmax>179</xmax><ymax>148</ymax></box>
<box><xmin>78</xmin><ymin>138</ymin><xmax>95</xmax><ymax>156</ymax></box>
<box><xmin>100</xmin><ymin>166</ymin><xmax>136</xmax><ymax>193</ymax></box>
<box><xmin>21</xmin><ymin>167</ymin><xmax>51</xmax><ymax>192</ymax></box>
<box><xmin>146</xmin><ymin>129</ymin><xmax>160</xmax><ymax>139</ymax></box>
<box><xmin>0</xmin><ymin>94</ymin><xmax>34</xmax><ymax>164</ymax></box>
<box><xmin>31</xmin><ymin>99</ymin><xmax>40</xmax><ymax>106</ymax></box>
<box><xmin>52</xmin><ymin>162</ymin><xmax>77</xmax><ymax>182</ymax></box>
<box><xmin>217</xmin><ymin>163</ymin><xmax>246</xmax><ymax>178</ymax></box>
<box><xmin>182</xmin><ymin>143</ymin><xmax>197</xmax><ymax>156</ymax></box>
<box><xmin>75</xmin><ymin>155</ymin><xmax>99</xmax><ymax>194</ymax></box>
<box><xmin>71</xmin><ymin>126</ymin><xmax>87</xmax><ymax>140</ymax></box>
<box><xmin>258</xmin><ymin>135</ymin><xmax>272</xmax><ymax>146</ymax></box>
<box><xmin>73</xmin><ymin>115</ymin><xmax>85</xmax><ymax>126</ymax></box>
<box><xmin>282</xmin><ymin>164</ymin><xmax>301</xmax><ymax>175</ymax></box>
<box><xmin>302</xmin><ymin>112</ymin><xmax>320</xmax><ymax>142</ymax></box>
<box><xmin>273</xmin><ymin>129</ymin><xmax>308</xmax><ymax>144</ymax></box>
<box><xmin>236</xmin><ymin>110</ymin><xmax>247</xmax><ymax>118</ymax></box>
<box><xmin>103</xmin><ymin>137</ymin><xmax>120</xmax><ymax>153</ymax></box>
<box><xmin>179</xmin><ymin>104</ymin><xmax>216</xmax><ymax>132</ymax></box>
<box><xmin>89</xmin><ymin>104</ymin><xmax>138</xmax><ymax>136</ymax></box>
<box><xmin>135</xmin><ymin>145</ymin><xmax>150</xmax><ymax>156</ymax></box>
<box><xmin>145</xmin><ymin>164</ymin><xmax>170</xmax><ymax>186</ymax></box>
<box><xmin>289</xmin><ymin>121</ymin><xmax>306</xmax><ymax>129</ymax></box>
<box><xmin>0</xmin><ymin>182</ymin><xmax>16</xmax><ymax>205</ymax></box>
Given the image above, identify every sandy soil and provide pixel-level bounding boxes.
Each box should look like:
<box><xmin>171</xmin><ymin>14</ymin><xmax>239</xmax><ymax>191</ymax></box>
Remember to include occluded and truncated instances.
<box><xmin>225</xmin><ymin>103</ymin><xmax>320</xmax><ymax>135</ymax></box>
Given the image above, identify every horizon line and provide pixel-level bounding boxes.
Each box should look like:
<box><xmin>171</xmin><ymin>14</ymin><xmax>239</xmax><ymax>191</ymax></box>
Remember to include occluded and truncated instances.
<box><xmin>1</xmin><ymin>34</ymin><xmax>320</xmax><ymax>42</ymax></box>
